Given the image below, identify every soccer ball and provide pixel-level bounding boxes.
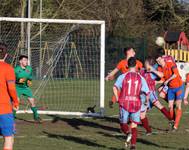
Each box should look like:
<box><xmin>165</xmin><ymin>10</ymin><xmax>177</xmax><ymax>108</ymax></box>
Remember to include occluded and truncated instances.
<box><xmin>43</xmin><ymin>75</ymin><xmax>47</xmax><ymax>79</ymax></box>
<box><xmin>155</xmin><ymin>36</ymin><xmax>165</xmax><ymax>47</ymax></box>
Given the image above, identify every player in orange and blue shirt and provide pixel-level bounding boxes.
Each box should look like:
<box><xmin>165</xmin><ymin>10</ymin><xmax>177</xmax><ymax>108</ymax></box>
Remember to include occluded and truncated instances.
<box><xmin>139</xmin><ymin>57</ymin><xmax>172</xmax><ymax>134</ymax></box>
<box><xmin>0</xmin><ymin>43</ymin><xmax>19</xmax><ymax>150</ymax></box>
<box><xmin>156</xmin><ymin>54</ymin><xmax>184</xmax><ymax>130</ymax></box>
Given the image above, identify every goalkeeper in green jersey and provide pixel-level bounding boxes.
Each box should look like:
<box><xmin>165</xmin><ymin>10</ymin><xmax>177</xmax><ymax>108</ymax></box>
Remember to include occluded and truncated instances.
<box><xmin>14</xmin><ymin>55</ymin><xmax>42</xmax><ymax>122</ymax></box>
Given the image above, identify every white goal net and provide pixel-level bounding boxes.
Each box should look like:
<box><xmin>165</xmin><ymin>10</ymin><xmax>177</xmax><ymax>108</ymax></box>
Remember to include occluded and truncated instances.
<box><xmin>0</xmin><ymin>17</ymin><xmax>105</xmax><ymax>116</ymax></box>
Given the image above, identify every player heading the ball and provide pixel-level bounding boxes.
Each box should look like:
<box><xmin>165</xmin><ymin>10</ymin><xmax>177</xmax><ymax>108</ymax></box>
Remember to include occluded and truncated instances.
<box><xmin>156</xmin><ymin>53</ymin><xmax>184</xmax><ymax>131</ymax></box>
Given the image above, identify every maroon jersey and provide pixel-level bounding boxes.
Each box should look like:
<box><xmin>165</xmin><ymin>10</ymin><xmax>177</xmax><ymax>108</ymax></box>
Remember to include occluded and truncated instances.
<box><xmin>140</xmin><ymin>69</ymin><xmax>156</xmax><ymax>91</ymax></box>
<box><xmin>118</xmin><ymin>72</ymin><xmax>142</xmax><ymax>113</ymax></box>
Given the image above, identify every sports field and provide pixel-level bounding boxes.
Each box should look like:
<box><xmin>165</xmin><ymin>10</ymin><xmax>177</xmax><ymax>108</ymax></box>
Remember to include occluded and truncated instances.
<box><xmin>1</xmin><ymin>81</ymin><xmax>189</xmax><ymax>150</ymax></box>
<box><xmin>23</xmin><ymin>79</ymin><xmax>101</xmax><ymax>112</ymax></box>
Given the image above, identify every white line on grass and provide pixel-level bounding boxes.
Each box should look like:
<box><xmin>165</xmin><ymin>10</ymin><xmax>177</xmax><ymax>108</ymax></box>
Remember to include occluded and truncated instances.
<box><xmin>16</xmin><ymin>118</ymin><xmax>53</xmax><ymax>122</ymax></box>
<box><xmin>109</xmin><ymin>111</ymin><xmax>189</xmax><ymax>118</ymax></box>
<box><xmin>0</xmin><ymin>134</ymin><xmax>94</xmax><ymax>139</ymax></box>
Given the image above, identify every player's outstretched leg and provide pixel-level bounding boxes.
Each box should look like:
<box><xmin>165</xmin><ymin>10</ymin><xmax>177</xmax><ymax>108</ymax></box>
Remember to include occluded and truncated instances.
<box><xmin>28</xmin><ymin>97</ymin><xmax>42</xmax><ymax>123</ymax></box>
<box><xmin>153</xmin><ymin>101</ymin><xmax>172</xmax><ymax>121</ymax></box>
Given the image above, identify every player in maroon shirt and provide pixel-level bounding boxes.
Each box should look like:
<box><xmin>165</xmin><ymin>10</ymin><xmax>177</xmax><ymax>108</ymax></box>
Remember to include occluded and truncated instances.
<box><xmin>113</xmin><ymin>57</ymin><xmax>150</xmax><ymax>150</ymax></box>
<box><xmin>140</xmin><ymin>57</ymin><xmax>172</xmax><ymax>135</ymax></box>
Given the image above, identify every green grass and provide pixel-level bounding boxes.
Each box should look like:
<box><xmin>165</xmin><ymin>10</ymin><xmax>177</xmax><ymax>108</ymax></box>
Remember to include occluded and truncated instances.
<box><xmin>11</xmin><ymin>108</ymin><xmax>189</xmax><ymax>150</ymax></box>
<box><xmin>1</xmin><ymin>80</ymin><xmax>189</xmax><ymax>150</ymax></box>
<box><xmin>24</xmin><ymin>79</ymin><xmax>101</xmax><ymax>112</ymax></box>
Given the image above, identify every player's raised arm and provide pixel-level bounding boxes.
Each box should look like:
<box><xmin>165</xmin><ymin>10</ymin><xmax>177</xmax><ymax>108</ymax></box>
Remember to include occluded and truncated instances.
<box><xmin>106</xmin><ymin>47</ymin><xmax>137</xmax><ymax>81</ymax></box>
<box><xmin>105</xmin><ymin>57</ymin><xmax>125</xmax><ymax>81</ymax></box>
<box><xmin>6</xmin><ymin>67</ymin><xmax>19</xmax><ymax>110</ymax></box>
<box><xmin>106</xmin><ymin>68</ymin><xmax>119</xmax><ymax>81</ymax></box>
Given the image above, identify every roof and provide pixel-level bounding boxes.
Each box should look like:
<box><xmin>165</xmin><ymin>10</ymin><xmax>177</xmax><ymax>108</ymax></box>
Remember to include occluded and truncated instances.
<box><xmin>164</xmin><ymin>31</ymin><xmax>181</xmax><ymax>43</ymax></box>
<box><xmin>164</xmin><ymin>31</ymin><xmax>189</xmax><ymax>49</ymax></box>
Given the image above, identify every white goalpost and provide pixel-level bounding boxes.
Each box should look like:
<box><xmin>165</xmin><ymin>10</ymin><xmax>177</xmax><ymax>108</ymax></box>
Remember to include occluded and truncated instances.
<box><xmin>0</xmin><ymin>17</ymin><xmax>105</xmax><ymax>117</ymax></box>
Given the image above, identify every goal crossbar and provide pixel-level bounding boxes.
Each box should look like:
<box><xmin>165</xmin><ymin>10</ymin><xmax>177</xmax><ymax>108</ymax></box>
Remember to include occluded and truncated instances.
<box><xmin>0</xmin><ymin>17</ymin><xmax>105</xmax><ymax>25</ymax></box>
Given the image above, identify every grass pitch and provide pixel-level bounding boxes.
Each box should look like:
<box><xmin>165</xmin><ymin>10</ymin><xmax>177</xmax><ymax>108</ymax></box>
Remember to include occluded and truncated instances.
<box><xmin>12</xmin><ymin>110</ymin><xmax>189</xmax><ymax>150</ymax></box>
<box><xmin>1</xmin><ymin>80</ymin><xmax>189</xmax><ymax>150</ymax></box>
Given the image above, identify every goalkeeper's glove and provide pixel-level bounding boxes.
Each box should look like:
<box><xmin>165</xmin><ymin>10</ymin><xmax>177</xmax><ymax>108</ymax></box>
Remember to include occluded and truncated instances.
<box><xmin>19</xmin><ymin>78</ymin><xmax>26</xmax><ymax>83</ymax></box>
<box><xmin>27</xmin><ymin>80</ymin><xmax>32</xmax><ymax>87</ymax></box>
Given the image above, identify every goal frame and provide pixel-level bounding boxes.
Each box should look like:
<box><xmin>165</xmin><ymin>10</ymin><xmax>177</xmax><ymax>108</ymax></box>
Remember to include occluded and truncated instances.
<box><xmin>0</xmin><ymin>17</ymin><xmax>105</xmax><ymax>117</ymax></box>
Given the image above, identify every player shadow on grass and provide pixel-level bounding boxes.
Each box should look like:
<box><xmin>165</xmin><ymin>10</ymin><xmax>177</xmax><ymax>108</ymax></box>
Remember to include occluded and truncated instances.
<box><xmin>47</xmin><ymin>115</ymin><xmax>120</xmax><ymax>133</ymax></box>
<box><xmin>15</xmin><ymin>117</ymin><xmax>37</xmax><ymax>124</ymax></box>
<box><xmin>137</xmin><ymin>138</ymin><xmax>176</xmax><ymax>149</ymax></box>
<box><xmin>97</xmin><ymin>131</ymin><xmax>177</xmax><ymax>149</ymax></box>
<box><xmin>43</xmin><ymin>131</ymin><xmax>125</xmax><ymax>150</ymax></box>
<box><xmin>93</xmin><ymin>116</ymin><xmax>119</xmax><ymax>123</ymax></box>
<box><xmin>150</xmin><ymin>125</ymin><xmax>169</xmax><ymax>132</ymax></box>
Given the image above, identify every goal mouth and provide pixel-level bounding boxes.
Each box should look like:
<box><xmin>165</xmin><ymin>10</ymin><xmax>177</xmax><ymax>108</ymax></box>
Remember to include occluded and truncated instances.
<box><xmin>0</xmin><ymin>17</ymin><xmax>105</xmax><ymax>116</ymax></box>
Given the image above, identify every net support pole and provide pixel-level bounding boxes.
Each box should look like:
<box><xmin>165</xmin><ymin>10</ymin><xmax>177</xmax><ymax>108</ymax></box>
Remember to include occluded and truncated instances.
<box><xmin>39</xmin><ymin>0</ymin><xmax>42</xmax><ymax>78</ymax></box>
<box><xmin>27</xmin><ymin>0</ymin><xmax>31</xmax><ymax>65</ymax></box>
<box><xmin>100</xmin><ymin>22</ymin><xmax>105</xmax><ymax>116</ymax></box>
